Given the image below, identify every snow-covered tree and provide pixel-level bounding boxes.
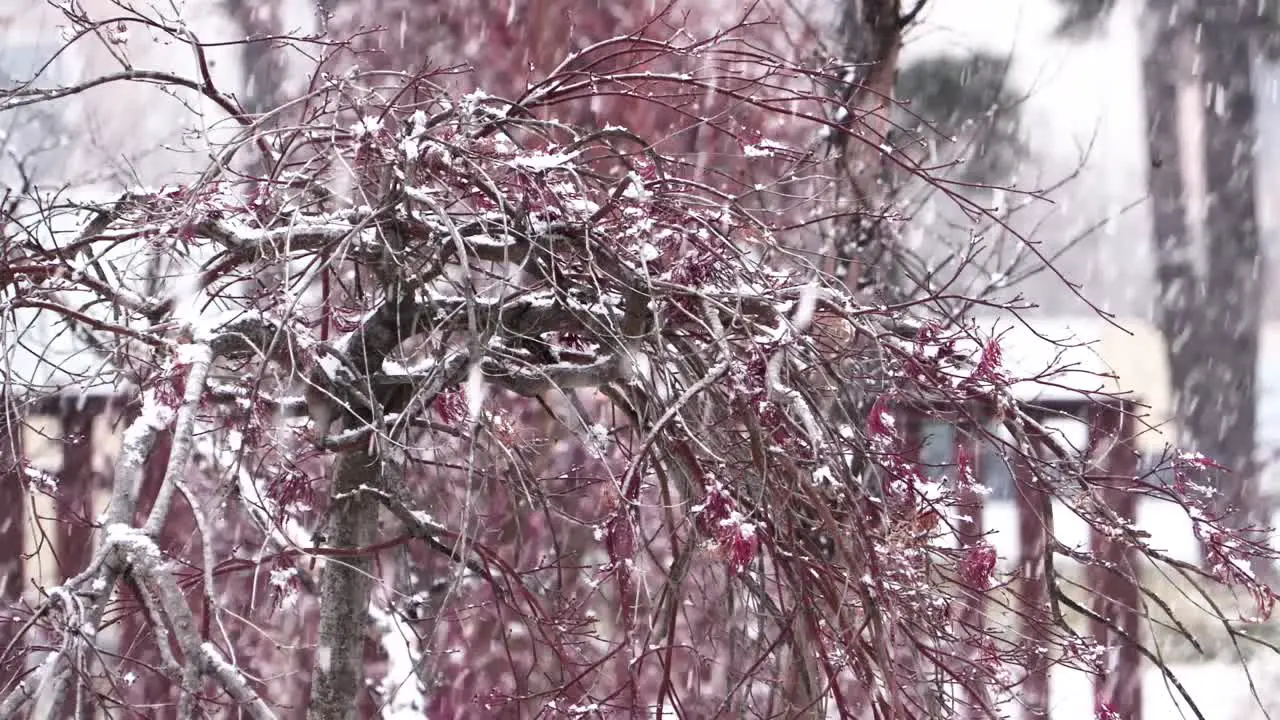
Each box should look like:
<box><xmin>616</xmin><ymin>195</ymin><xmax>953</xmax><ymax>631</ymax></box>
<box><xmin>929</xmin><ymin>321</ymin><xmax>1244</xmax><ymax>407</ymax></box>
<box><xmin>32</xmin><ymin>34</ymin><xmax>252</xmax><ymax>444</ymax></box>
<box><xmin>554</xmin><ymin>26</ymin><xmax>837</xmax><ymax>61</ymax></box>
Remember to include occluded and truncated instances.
<box><xmin>0</xmin><ymin>2</ymin><xmax>1274</xmax><ymax>719</ymax></box>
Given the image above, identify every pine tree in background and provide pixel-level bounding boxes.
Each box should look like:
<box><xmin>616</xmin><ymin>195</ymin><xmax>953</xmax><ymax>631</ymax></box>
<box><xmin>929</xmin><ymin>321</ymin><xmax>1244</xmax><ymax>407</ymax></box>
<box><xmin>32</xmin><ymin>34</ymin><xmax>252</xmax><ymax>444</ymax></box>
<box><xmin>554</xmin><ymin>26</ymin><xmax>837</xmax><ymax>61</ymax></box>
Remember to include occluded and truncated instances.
<box><xmin>892</xmin><ymin>52</ymin><xmax>1026</xmax><ymax>185</ymax></box>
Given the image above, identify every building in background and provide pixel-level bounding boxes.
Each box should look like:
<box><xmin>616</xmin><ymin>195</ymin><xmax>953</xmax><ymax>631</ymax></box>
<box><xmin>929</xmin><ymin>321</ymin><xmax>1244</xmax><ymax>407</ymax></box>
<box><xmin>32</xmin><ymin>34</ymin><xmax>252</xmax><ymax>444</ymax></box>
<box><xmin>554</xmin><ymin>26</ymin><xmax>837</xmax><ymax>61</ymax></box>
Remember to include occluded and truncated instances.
<box><xmin>915</xmin><ymin>313</ymin><xmax>1280</xmax><ymax>565</ymax></box>
<box><xmin>0</xmin><ymin>0</ymin><xmax>255</xmax><ymax>637</ymax></box>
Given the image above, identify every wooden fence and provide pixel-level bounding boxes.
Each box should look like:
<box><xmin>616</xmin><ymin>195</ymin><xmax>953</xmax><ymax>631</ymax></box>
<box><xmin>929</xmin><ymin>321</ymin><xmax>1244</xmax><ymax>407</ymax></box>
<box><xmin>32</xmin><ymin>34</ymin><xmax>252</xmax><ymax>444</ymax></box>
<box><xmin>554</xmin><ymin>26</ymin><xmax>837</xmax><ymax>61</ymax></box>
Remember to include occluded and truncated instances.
<box><xmin>900</xmin><ymin>397</ymin><xmax>1143</xmax><ymax>719</ymax></box>
<box><xmin>0</xmin><ymin>394</ymin><xmax>1144</xmax><ymax>719</ymax></box>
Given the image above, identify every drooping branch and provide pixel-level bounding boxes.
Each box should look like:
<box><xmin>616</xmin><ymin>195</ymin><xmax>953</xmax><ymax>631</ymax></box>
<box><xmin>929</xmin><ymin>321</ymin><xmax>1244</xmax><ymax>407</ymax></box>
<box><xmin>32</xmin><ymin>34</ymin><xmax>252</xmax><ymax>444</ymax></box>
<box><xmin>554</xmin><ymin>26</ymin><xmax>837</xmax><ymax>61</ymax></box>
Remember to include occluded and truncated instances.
<box><xmin>0</xmin><ymin>315</ymin><xmax>288</xmax><ymax>717</ymax></box>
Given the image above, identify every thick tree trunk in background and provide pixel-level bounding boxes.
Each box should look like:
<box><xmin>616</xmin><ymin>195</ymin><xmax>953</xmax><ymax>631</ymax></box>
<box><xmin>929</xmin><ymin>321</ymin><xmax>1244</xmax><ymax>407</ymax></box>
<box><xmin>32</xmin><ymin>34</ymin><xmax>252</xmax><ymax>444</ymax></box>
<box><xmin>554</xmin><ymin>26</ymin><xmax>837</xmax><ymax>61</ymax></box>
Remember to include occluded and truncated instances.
<box><xmin>225</xmin><ymin>0</ymin><xmax>289</xmax><ymax>114</ymax></box>
<box><xmin>1197</xmin><ymin>5</ymin><xmax>1265</xmax><ymax>529</ymax></box>
<box><xmin>1147</xmin><ymin>0</ymin><xmax>1265</xmax><ymax>534</ymax></box>
<box><xmin>833</xmin><ymin>0</ymin><xmax>904</xmax><ymax>297</ymax></box>
<box><xmin>824</xmin><ymin>0</ymin><xmax>905</xmax><ymax>435</ymax></box>
<box><xmin>1144</xmin><ymin>0</ymin><xmax>1195</xmax><ymax>371</ymax></box>
<box><xmin>1144</xmin><ymin>3</ymin><xmax>1203</xmax><ymax>462</ymax></box>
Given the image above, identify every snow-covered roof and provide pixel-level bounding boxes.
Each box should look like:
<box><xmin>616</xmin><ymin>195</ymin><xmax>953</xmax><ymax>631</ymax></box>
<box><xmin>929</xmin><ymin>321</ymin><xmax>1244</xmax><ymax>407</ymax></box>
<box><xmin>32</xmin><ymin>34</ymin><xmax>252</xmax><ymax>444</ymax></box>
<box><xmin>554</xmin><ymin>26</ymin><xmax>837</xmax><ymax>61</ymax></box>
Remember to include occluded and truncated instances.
<box><xmin>973</xmin><ymin>316</ymin><xmax>1280</xmax><ymax>466</ymax></box>
<box><xmin>968</xmin><ymin>314</ymin><xmax>1180</xmax><ymax>454</ymax></box>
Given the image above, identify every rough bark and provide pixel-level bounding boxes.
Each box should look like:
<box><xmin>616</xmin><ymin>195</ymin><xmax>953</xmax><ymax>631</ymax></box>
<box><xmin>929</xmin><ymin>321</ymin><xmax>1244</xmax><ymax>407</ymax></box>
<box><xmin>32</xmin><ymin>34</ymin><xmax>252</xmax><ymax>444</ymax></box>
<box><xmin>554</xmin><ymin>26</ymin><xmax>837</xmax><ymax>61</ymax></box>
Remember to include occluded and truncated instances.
<box><xmin>1196</xmin><ymin>3</ymin><xmax>1264</xmax><ymax>525</ymax></box>
<box><xmin>1057</xmin><ymin>0</ymin><xmax>1265</xmax><ymax>529</ymax></box>
<box><xmin>1144</xmin><ymin>0</ymin><xmax>1199</xmax><ymax>447</ymax></box>
<box><xmin>309</xmin><ymin>294</ymin><xmax>421</xmax><ymax>719</ymax></box>
<box><xmin>308</xmin><ymin>448</ymin><xmax>383</xmax><ymax>720</ymax></box>
<box><xmin>832</xmin><ymin>0</ymin><xmax>905</xmax><ymax>297</ymax></box>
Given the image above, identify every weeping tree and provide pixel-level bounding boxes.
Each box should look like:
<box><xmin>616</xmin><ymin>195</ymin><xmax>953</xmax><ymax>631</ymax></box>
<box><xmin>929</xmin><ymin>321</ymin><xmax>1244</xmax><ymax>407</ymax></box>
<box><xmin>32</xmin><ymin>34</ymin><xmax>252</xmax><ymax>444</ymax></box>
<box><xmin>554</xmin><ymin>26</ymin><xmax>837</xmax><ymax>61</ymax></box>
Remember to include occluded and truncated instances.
<box><xmin>0</xmin><ymin>2</ymin><xmax>1276</xmax><ymax>719</ymax></box>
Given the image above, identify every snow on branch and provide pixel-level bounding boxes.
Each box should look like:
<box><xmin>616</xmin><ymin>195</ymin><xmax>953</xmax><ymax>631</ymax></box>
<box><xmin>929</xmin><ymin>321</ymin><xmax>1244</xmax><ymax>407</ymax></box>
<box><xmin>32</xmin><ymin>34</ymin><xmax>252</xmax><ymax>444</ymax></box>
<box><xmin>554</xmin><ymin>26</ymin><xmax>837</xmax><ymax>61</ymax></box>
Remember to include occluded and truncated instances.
<box><xmin>0</xmin><ymin>3</ymin><xmax>1272</xmax><ymax>719</ymax></box>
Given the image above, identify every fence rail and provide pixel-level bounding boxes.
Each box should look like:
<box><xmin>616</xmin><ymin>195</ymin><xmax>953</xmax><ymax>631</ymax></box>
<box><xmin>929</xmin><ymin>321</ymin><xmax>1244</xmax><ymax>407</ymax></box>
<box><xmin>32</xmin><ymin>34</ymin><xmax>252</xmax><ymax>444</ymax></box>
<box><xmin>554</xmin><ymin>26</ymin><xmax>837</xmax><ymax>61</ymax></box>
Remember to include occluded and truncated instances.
<box><xmin>0</xmin><ymin>394</ymin><xmax>1145</xmax><ymax>719</ymax></box>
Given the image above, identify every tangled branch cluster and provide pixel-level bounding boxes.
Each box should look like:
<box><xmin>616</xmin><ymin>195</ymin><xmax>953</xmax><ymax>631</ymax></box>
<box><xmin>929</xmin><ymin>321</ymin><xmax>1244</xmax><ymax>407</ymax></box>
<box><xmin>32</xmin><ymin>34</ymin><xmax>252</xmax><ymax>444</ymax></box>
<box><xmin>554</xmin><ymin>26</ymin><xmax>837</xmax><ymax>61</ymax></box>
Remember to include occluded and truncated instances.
<box><xmin>0</xmin><ymin>6</ymin><xmax>1274</xmax><ymax>719</ymax></box>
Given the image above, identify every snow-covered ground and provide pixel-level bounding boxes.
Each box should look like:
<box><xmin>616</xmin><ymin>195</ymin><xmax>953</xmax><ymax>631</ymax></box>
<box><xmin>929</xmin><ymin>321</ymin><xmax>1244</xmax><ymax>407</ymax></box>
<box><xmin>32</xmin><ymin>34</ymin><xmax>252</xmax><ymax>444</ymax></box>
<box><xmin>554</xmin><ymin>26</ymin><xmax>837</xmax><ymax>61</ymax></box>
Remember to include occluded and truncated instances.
<box><xmin>1045</xmin><ymin>660</ymin><xmax>1280</xmax><ymax>719</ymax></box>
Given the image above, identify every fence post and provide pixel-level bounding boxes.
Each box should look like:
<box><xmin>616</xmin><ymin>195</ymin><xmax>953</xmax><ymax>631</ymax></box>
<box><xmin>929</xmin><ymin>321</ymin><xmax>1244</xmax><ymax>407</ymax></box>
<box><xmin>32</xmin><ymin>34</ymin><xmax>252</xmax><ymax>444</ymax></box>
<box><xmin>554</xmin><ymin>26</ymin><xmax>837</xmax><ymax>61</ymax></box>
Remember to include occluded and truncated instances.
<box><xmin>1087</xmin><ymin>401</ymin><xmax>1143</xmax><ymax>719</ymax></box>
<box><xmin>0</xmin><ymin>399</ymin><xmax>23</xmax><ymax>694</ymax></box>
<box><xmin>899</xmin><ymin>408</ymin><xmax>930</xmax><ymax>709</ymax></box>
<box><xmin>1014</xmin><ymin>408</ymin><xmax>1050</xmax><ymax>719</ymax></box>
<box><xmin>55</xmin><ymin>397</ymin><xmax>105</xmax><ymax>584</ymax></box>
<box><xmin>954</xmin><ymin>415</ymin><xmax>990</xmax><ymax>718</ymax></box>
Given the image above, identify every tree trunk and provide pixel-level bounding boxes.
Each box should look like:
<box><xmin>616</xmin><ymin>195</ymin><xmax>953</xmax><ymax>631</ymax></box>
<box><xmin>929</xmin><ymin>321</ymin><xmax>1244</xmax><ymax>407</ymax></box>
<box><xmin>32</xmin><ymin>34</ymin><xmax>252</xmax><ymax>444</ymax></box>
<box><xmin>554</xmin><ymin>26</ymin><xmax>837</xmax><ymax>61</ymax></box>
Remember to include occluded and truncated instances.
<box><xmin>824</xmin><ymin>0</ymin><xmax>905</xmax><ymax>431</ymax></box>
<box><xmin>1197</xmin><ymin>6</ymin><xmax>1265</xmax><ymax>527</ymax></box>
<box><xmin>308</xmin><ymin>448</ymin><xmax>383</xmax><ymax>720</ymax></box>
<box><xmin>1144</xmin><ymin>2</ymin><xmax>1200</xmax><ymax>448</ymax></box>
<box><xmin>833</xmin><ymin>0</ymin><xmax>904</xmax><ymax>297</ymax></box>
<box><xmin>1147</xmin><ymin>0</ymin><xmax>1265</xmax><ymax>535</ymax></box>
